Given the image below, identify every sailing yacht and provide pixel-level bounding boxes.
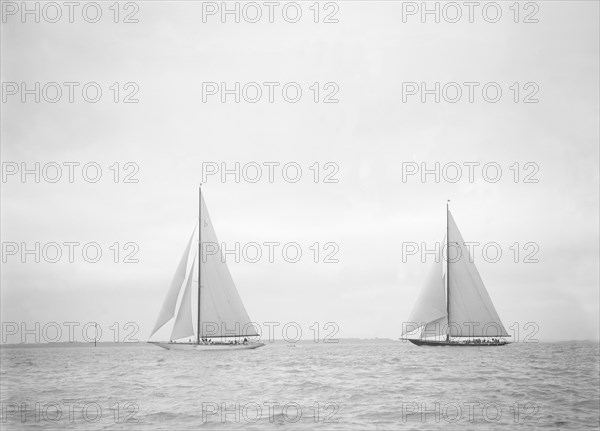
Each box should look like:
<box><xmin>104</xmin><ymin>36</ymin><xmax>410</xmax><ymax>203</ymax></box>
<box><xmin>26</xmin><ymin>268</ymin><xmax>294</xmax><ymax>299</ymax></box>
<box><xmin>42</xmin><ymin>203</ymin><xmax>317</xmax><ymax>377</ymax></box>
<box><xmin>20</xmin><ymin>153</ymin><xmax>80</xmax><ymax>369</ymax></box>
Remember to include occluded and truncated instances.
<box><xmin>401</xmin><ymin>202</ymin><xmax>510</xmax><ymax>346</ymax></box>
<box><xmin>149</xmin><ymin>186</ymin><xmax>264</xmax><ymax>351</ymax></box>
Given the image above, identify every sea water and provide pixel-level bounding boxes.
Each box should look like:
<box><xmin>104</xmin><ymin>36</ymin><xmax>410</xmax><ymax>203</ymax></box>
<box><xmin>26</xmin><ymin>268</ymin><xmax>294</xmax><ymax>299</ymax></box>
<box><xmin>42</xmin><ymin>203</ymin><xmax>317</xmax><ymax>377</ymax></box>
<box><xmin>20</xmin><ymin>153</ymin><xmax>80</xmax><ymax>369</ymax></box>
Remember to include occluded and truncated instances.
<box><xmin>1</xmin><ymin>340</ymin><xmax>599</xmax><ymax>430</ymax></box>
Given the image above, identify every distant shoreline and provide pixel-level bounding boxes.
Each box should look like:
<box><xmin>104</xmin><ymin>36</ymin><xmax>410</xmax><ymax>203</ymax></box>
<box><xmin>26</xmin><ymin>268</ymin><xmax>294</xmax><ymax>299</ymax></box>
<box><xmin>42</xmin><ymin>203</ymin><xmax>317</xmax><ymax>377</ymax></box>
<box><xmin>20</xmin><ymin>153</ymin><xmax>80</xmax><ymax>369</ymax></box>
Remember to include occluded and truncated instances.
<box><xmin>0</xmin><ymin>339</ymin><xmax>396</xmax><ymax>348</ymax></box>
<box><xmin>1</xmin><ymin>339</ymin><xmax>598</xmax><ymax>348</ymax></box>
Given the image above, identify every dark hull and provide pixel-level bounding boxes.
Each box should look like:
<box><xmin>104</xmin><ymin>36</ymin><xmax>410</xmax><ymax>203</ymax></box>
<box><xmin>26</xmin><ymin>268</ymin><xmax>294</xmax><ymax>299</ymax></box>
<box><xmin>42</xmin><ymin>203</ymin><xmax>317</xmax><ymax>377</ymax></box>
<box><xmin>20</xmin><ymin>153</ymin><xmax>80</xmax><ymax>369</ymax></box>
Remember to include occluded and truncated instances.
<box><xmin>149</xmin><ymin>341</ymin><xmax>265</xmax><ymax>351</ymax></box>
<box><xmin>409</xmin><ymin>339</ymin><xmax>509</xmax><ymax>347</ymax></box>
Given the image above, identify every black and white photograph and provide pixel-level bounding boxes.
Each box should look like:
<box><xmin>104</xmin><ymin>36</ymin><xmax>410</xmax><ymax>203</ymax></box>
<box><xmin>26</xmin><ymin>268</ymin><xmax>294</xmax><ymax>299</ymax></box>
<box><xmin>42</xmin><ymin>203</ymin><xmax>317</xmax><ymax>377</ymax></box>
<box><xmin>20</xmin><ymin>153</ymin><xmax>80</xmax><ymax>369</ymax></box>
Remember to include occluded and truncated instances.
<box><xmin>1</xmin><ymin>1</ymin><xmax>599</xmax><ymax>429</ymax></box>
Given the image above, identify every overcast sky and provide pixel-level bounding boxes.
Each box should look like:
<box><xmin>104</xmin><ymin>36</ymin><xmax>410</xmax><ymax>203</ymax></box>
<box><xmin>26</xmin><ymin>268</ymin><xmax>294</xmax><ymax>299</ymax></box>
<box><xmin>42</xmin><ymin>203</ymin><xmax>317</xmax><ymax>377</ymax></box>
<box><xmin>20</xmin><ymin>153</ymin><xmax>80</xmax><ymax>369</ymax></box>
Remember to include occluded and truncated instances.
<box><xmin>1</xmin><ymin>1</ymin><xmax>598</xmax><ymax>342</ymax></box>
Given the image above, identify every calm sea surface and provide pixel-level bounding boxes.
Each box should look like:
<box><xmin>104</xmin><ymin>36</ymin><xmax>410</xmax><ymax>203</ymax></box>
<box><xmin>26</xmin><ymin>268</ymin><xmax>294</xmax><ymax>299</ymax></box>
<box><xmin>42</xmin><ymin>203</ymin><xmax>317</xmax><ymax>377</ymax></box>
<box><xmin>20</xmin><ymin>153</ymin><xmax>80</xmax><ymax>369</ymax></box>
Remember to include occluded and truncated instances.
<box><xmin>1</xmin><ymin>341</ymin><xmax>599</xmax><ymax>430</ymax></box>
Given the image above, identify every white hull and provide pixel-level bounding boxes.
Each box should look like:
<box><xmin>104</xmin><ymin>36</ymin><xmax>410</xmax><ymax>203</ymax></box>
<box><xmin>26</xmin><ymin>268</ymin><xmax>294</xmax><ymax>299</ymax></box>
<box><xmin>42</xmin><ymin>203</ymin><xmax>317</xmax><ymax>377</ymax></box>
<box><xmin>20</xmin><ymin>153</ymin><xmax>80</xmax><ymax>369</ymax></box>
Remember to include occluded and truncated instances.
<box><xmin>149</xmin><ymin>341</ymin><xmax>265</xmax><ymax>351</ymax></box>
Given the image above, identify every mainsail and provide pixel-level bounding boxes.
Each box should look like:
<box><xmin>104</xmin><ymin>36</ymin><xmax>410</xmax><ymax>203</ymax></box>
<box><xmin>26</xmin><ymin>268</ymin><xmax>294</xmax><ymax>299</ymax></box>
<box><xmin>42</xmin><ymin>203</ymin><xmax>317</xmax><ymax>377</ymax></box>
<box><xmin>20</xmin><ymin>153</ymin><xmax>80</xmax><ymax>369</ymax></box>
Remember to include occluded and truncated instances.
<box><xmin>198</xmin><ymin>194</ymin><xmax>258</xmax><ymax>338</ymax></box>
<box><xmin>447</xmin><ymin>211</ymin><xmax>509</xmax><ymax>337</ymax></box>
<box><xmin>150</xmin><ymin>190</ymin><xmax>258</xmax><ymax>342</ymax></box>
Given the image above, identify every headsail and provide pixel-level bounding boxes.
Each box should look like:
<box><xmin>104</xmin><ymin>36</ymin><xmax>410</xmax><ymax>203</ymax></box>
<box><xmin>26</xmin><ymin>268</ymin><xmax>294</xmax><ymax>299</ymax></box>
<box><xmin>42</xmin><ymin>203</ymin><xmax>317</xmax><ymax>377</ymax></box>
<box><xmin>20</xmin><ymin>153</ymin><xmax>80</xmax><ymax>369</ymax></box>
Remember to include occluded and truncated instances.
<box><xmin>199</xmin><ymin>194</ymin><xmax>258</xmax><ymax>338</ymax></box>
<box><xmin>447</xmin><ymin>211</ymin><xmax>509</xmax><ymax>337</ymax></box>
<box><xmin>151</xmin><ymin>226</ymin><xmax>196</xmax><ymax>337</ymax></box>
<box><xmin>420</xmin><ymin>316</ymin><xmax>447</xmax><ymax>339</ymax></box>
<box><xmin>170</xmin><ymin>255</ymin><xmax>197</xmax><ymax>341</ymax></box>
<box><xmin>402</xmin><ymin>257</ymin><xmax>447</xmax><ymax>337</ymax></box>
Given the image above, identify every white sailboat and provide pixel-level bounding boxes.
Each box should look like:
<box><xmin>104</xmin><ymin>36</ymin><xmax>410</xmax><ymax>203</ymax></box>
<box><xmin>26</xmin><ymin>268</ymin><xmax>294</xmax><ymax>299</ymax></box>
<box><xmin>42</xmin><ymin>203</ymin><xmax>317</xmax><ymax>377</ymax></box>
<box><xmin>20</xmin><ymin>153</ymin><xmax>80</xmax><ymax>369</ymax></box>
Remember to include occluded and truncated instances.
<box><xmin>149</xmin><ymin>186</ymin><xmax>264</xmax><ymax>351</ymax></box>
<box><xmin>401</xmin><ymin>202</ymin><xmax>510</xmax><ymax>346</ymax></box>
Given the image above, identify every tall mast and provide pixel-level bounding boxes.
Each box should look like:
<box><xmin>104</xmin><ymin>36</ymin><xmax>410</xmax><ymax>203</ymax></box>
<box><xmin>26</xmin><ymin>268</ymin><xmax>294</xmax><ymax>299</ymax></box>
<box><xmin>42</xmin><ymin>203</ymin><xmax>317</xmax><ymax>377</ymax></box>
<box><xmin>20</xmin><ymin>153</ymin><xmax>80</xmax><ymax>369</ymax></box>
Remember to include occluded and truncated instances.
<box><xmin>446</xmin><ymin>200</ymin><xmax>450</xmax><ymax>341</ymax></box>
<box><xmin>197</xmin><ymin>185</ymin><xmax>202</xmax><ymax>345</ymax></box>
